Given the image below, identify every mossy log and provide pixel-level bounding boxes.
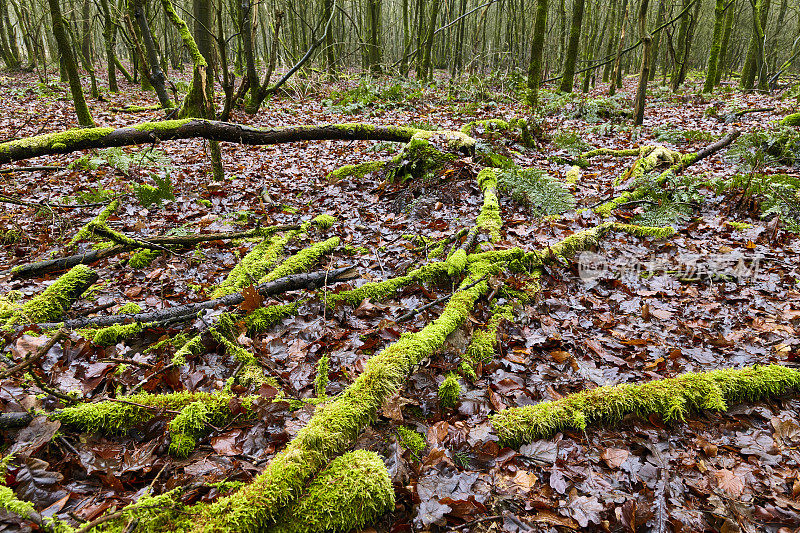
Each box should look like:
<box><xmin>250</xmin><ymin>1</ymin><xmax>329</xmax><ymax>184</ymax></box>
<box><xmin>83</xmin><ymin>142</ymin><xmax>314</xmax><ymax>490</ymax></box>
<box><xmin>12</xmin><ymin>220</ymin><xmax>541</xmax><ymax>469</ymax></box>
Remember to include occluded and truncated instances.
<box><xmin>492</xmin><ymin>364</ymin><xmax>800</xmax><ymax>446</ymax></box>
<box><xmin>2</xmin><ymin>265</ymin><xmax>98</xmax><ymax>327</ymax></box>
<box><xmin>193</xmin><ymin>225</ymin><xmax>610</xmax><ymax>532</ymax></box>
<box><xmin>595</xmin><ymin>131</ymin><xmax>740</xmax><ymax>217</ymax></box>
<box><xmin>0</xmin><ymin>120</ymin><xmax>475</xmax><ymax>164</ymax></box>
<box><xmin>780</xmin><ymin>113</ymin><xmax>800</xmax><ymax>126</ymax></box>
<box><xmin>36</xmin><ymin>266</ymin><xmax>355</xmax><ymax>330</ymax></box>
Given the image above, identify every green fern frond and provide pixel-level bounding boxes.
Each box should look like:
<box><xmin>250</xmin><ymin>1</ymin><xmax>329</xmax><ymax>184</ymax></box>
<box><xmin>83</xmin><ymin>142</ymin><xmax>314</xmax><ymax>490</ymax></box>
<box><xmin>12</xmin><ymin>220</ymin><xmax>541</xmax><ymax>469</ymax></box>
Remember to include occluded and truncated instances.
<box><xmin>497</xmin><ymin>168</ymin><xmax>576</xmax><ymax>217</ymax></box>
<box><xmin>634</xmin><ymin>201</ymin><xmax>692</xmax><ymax>227</ymax></box>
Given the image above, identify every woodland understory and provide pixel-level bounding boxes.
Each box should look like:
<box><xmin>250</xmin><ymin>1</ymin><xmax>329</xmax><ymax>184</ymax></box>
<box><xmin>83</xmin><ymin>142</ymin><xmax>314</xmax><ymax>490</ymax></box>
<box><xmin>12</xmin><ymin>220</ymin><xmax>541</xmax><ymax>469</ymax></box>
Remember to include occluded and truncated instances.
<box><xmin>0</xmin><ymin>67</ymin><xmax>800</xmax><ymax>533</ymax></box>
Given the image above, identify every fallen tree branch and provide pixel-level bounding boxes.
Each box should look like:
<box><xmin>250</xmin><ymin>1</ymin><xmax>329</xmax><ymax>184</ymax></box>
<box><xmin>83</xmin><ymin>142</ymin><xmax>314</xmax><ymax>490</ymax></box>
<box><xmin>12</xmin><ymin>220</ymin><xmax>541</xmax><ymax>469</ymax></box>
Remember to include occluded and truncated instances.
<box><xmin>594</xmin><ymin>131</ymin><xmax>740</xmax><ymax>216</ymax></box>
<box><xmin>9</xmin><ymin>224</ymin><xmax>301</xmax><ymax>279</ymax></box>
<box><xmin>0</xmin><ymin>120</ymin><xmax>466</xmax><ymax>164</ymax></box>
<box><xmin>36</xmin><ymin>266</ymin><xmax>356</xmax><ymax>329</ymax></box>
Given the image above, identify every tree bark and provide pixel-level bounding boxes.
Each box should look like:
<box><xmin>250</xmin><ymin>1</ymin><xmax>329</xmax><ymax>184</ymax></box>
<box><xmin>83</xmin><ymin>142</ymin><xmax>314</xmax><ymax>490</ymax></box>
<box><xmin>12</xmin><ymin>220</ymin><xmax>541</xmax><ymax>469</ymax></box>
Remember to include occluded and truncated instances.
<box><xmin>703</xmin><ymin>0</ymin><xmax>727</xmax><ymax>92</ymax></box>
<box><xmin>132</xmin><ymin>0</ymin><xmax>173</xmax><ymax>107</ymax></box>
<box><xmin>714</xmin><ymin>0</ymin><xmax>735</xmax><ymax>85</ymax></box>
<box><xmin>633</xmin><ymin>0</ymin><xmax>651</xmax><ymax>125</ymax></box>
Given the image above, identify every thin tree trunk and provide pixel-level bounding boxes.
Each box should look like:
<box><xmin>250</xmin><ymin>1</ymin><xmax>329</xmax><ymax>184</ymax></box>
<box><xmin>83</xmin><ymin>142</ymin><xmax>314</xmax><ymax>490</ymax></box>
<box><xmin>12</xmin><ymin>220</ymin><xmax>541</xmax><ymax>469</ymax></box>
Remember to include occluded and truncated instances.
<box><xmin>46</xmin><ymin>0</ymin><xmax>94</xmax><ymax>126</ymax></box>
<box><xmin>648</xmin><ymin>0</ymin><xmax>665</xmax><ymax>80</ymax></box>
<box><xmin>609</xmin><ymin>0</ymin><xmax>629</xmax><ymax>96</ymax></box>
<box><xmin>715</xmin><ymin>0</ymin><xmax>734</xmax><ymax>85</ymax></box>
<box><xmin>559</xmin><ymin>0</ymin><xmax>586</xmax><ymax>92</ymax></box>
<box><xmin>703</xmin><ymin>0</ymin><xmax>727</xmax><ymax>92</ymax></box>
<box><xmin>633</xmin><ymin>0</ymin><xmax>651</xmax><ymax>124</ymax></box>
<box><xmin>420</xmin><ymin>0</ymin><xmax>439</xmax><ymax>81</ymax></box>
<box><xmin>132</xmin><ymin>0</ymin><xmax>172</xmax><ymax>107</ymax></box>
<box><xmin>526</xmin><ymin>0</ymin><xmax>549</xmax><ymax>106</ymax></box>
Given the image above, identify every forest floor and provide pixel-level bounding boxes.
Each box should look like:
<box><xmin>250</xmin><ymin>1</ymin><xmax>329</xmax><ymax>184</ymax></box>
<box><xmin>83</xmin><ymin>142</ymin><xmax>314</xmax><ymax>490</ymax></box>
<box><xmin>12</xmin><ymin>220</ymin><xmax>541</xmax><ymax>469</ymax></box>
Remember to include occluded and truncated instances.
<box><xmin>1</xmin><ymin>69</ymin><xmax>800</xmax><ymax>532</ymax></box>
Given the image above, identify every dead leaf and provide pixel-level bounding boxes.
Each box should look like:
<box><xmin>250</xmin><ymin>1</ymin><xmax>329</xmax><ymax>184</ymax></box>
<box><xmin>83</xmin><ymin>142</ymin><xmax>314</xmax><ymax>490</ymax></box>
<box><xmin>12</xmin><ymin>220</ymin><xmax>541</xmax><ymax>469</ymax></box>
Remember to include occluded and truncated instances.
<box><xmin>713</xmin><ymin>469</ymin><xmax>744</xmax><ymax>497</ymax></box>
<box><xmin>601</xmin><ymin>448</ymin><xmax>629</xmax><ymax>468</ymax></box>
<box><xmin>239</xmin><ymin>284</ymin><xmax>263</xmax><ymax>312</ymax></box>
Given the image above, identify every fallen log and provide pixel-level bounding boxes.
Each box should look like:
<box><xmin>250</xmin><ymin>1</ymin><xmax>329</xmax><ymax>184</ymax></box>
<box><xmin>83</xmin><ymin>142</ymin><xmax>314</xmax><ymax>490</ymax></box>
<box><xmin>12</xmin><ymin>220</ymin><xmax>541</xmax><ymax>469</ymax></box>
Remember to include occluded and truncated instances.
<box><xmin>0</xmin><ymin>119</ymin><xmax>474</xmax><ymax>164</ymax></box>
<box><xmin>36</xmin><ymin>266</ymin><xmax>356</xmax><ymax>329</ymax></box>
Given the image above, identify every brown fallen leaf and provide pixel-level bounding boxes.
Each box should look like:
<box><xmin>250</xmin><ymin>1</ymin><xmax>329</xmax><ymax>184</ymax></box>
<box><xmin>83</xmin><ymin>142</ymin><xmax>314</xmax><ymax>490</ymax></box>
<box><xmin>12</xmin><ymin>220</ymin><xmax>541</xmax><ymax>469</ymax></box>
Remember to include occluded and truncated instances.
<box><xmin>601</xmin><ymin>447</ymin><xmax>629</xmax><ymax>468</ymax></box>
<box><xmin>239</xmin><ymin>284</ymin><xmax>263</xmax><ymax>312</ymax></box>
<box><xmin>713</xmin><ymin>469</ymin><xmax>744</xmax><ymax>497</ymax></box>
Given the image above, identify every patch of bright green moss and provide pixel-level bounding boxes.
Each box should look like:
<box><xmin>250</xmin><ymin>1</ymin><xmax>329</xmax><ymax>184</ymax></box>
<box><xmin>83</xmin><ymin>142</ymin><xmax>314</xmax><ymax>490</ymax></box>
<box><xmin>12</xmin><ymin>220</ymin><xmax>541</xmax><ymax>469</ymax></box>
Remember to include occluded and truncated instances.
<box><xmin>5</xmin><ymin>265</ymin><xmax>97</xmax><ymax>326</ymax></box>
<box><xmin>314</xmin><ymin>355</ymin><xmax>329</xmax><ymax>398</ymax></box>
<box><xmin>245</xmin><ymin>301</ymin><xmax>302</xmax><ymax>335</ymax></box>
<box><xmin>613</xmin><ymin>223</ymin><xmax>676</xmax><ymax>239</ymax></box>
<box><xmin>396</xmin><ymin>426</ymin><xmax>426</xmax><ymax>454</ymax></box>
<box><xmin>129</xmin><ymin>248</ymin><xmax>163</xmax><ymax>269</ymax></box>
<box><xmin>475</xmin><ymin>168</ymin><xmax>502</xmax><ymax>242</ymax></box>
<box><xmin>118</xmin><ymin>302</ymin><xmax>143</xmax><ymax>315</ymax></box>
<box><xmin>327</xmin><ymin>161</ymin><xmax>385</xmax><ymax>181</ymax></box>
<box><xmin>68</xmin><ymin>199</ymin><xmax>119</xmax><ymax>246</ymax></box>
<box><xmin>438</xmin><ymin>373</ymin><xmax>461</xmax><ymax>408</ymax></box>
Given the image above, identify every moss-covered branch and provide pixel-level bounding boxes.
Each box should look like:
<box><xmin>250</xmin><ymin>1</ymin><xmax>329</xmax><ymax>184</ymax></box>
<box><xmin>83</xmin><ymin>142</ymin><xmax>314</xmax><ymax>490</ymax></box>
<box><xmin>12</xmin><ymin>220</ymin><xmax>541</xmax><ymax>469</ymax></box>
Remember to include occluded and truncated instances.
<box><xmin>492</xmin><ymin>364</ymin><xmax>800</xmax><ymax>446</ymax></box>
<box><xmin>2</xmin><ymin>265</ymin><xmax>98</xmax><ymax>327</ymax></box>
<box><xmin>0</xmin><ymin>121</ymin><xmax>475</xmax><ymax>164</ymax></box>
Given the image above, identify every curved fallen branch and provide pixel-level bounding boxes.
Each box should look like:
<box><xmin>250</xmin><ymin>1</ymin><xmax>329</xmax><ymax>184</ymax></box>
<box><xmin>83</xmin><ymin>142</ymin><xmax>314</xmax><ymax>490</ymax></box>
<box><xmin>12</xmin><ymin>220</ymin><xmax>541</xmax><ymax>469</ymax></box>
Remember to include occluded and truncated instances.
<box><xmin>0</xmin><ymin>120</ymin><xmax>474</xmax><ymax>164</ymax></box>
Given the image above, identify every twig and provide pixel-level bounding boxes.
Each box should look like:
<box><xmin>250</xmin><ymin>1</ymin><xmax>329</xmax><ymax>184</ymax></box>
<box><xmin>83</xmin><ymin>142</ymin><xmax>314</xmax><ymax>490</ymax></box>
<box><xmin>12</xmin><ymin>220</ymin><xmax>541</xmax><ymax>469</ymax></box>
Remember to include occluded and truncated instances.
<box><xmin>0</xmin><ymin>328</ymin><xmax>68</xmax><ymax>379</ymax></box>
<box><xmin>446</xmin><ymin>514</ymin><xmax>502</xmax><ymax>531</ymax></box>
<box><xmin>397</xmin><ymin>276</ymin><xmax>487</xmax><ymax>323</ymax></box>
<box><xmin>128</xmin><ymin>363</ymin><xmax>177</xmax><ymax>395</ymax></box>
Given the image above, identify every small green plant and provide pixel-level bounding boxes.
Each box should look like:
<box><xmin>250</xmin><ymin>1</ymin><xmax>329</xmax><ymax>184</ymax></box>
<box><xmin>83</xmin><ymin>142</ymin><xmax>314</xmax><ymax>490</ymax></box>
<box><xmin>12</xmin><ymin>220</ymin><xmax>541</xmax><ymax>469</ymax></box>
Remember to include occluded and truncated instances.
<box><xmin>497</xmin><ymin>168</ymin><xmax>576</xmax><ymax>217</ymax></box>
<box><xmin>396</xmin><ymin>426</ymin><xmax>426</xmax><ymax>455</ymax></box>
<box><xmin>133</xmin><ymin>173</ymin><xmax>175</xmax><ymax>208</ymax></box>
<box><xmin>438</xmin><ymin>373</ymin><xmax>461</xmax><ymax>409</ymax></box>
<box><xmin>653</xmin><ymin>127</ymin><xmax>714</xmax><ymax>144</ymax></box>
<box><xmin>77</xmin><ymin>186</ymin><xmax>116</xmax><ymax>204</ymax></box>
<box><xmin>71</xmin><ymin>147</ymin><xmax>171</xmax><ymax>174</ymax></box>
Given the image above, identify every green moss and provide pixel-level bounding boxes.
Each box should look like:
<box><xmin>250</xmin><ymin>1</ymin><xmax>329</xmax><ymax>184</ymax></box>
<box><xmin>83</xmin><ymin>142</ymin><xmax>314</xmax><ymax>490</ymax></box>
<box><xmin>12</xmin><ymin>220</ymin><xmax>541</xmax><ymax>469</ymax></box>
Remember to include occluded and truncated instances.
<box><xmin>386</xmin><ymin>135</ymin><xmax>456</xmax><ymax>183</ymax></box>
<box><xmin>311</xmin><ymin>214</ymin><xmax>337</xmax><ymax>230</ymax></box>
<box><xmin>245</xmin><ymin>302</ymin><xmax>302</xmax><ymax>335</ymax></box>
<box><xmin>725</xmin><ymin>221</ymin><xmax>753</xmax><ymax>231</ymax></box>
<box><xmin>168</xmin><ymin>401</ymin><xmax>211</xmax><ymax>458</ymax></box>
<box><xmin>327</xmin><ymin>161</ymin><xmax>385</xmax><ymax>181</ymax></box>
<box><xmin>129</xmin><ymin>248</ymin><xmax>163</xmax><ymax>269</ymax></box>
<box><xmin>613</xmin><ymin>223</ymin><xmax>677</xmax><ymax>239</ymax></box>
<box><xmin>52</xmin><ymin>390</ymin><xmax>241</xmax><ymax>433</ymax></box>
<box><xmin>68</xmin><ymin>199</ymin><xmax>119</xmax><ymax>245</ymax></box>
<box><xmin>212</xmin><ymin>233</ymin><xmax>295</xmax><ymax>298</ymax></box>
<box><xmin>173</xmin><ymin>333</ymin><xmax>204</xmax><ymax>365</ymax></box>
<box><xmin>475</xmin><ymin>168</ymin><xmax>502</xmax><ymax>242</ymax></box>
<box><xmin>201</xmin><ymin>265</ymin><xmax>493</xmax><ymax>531</ymax></box>
<box><xmin>396</xmin><ymin>426</ymin><xmax>426</xmax><ymax>454</ymax></box>
<box><xmin>0</xmin><ymin>125</ymin><xmax>115</xmax><ymax>157</ymax></box>
<box><xmin>325</xmin><ymin>260</ymin><xmax>451</xmax><ymax>308</ymax></box>
<box><xmin>438</xmin><ymin>373</ymin><xmax>461</xmax><ymax>409</ymax></box>
<box><xmin>492</xmin><ymin>364</ymin><xmax>800</xmax><ymax>447</ymax></box>
<box><xmin>118</xmin><ymin>302</ymin><xmax>143</xmax><ymax>315</ymax></box>
<box><xmin>89</xmin><ymin>321</ymin><xmax>146</xmax><ymax>346</ymax></box>
<box><xmin>258</xmin><ymin>237</ymin><xmax>339</xmax><ymax>284</ymax></box>
<box><xmin>0</xmin><ymin>486</ymin><xmax>36</xmax><ymax>521</ymax></box>
<box><xmin>271</xmin><ymin>450</ymin><xmax>394</xmax><ymax>533</ymax></box>
<box><xmin>463</xmin><ymin>303</ymin><xmax>513</xmax><ymax>373</ymax></box>
<box><xmin>314</xmin><ymin>355</ymin><xmax>329</xmax><ymax>398</ymax></box>
<box><xmin>128</xmin><ymin>119</ymin><xmax>193</xmax><ymax>132</ymax></box>
<box><xmin>780</xmin><ymin>113</ymin><xmax>800</xmax><ymax>126</ymax></box>
<box><xmin>445</xmin><ymin>248</ymin><xmax>467</xmax><ymax>277</ymax></box>
<box><xmin>565</xmin><ymin>165</ymin><xmax>581</xmax><ymax>184</ymax></box>
<box><xmin>5</xmin><ymin>265</ymin><xmax>97</xmax><ymax>326</ymax></box>
<box><xmin>613</xmin><ymin>146</ymin><xmax>681</xmax><ymax>186</ymax></box>
<box><xmin>459</xmin><ymin>361</ymin><xmax>477</xmax><ymax>382</ymax></box>
<box><xmin>210</xmin><ymin>329</ymin><xmax>275</xmax><ymax>390</ymax></box>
